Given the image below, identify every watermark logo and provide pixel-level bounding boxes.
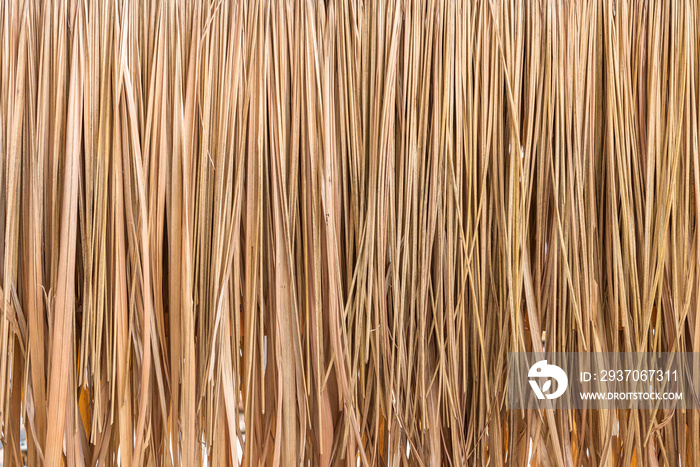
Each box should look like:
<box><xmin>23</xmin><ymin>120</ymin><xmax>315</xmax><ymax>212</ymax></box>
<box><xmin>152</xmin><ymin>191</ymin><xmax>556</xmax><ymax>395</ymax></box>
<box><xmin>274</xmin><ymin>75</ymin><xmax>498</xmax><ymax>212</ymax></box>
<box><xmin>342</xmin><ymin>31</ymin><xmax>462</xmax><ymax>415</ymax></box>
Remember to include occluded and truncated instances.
<box><xmin>528</xmin><ymin>360</ymin><xmax>568</xmax><ymax>400</ymax></box>
<box><xmin>509</xmin><ymin>353</ymin><xmax>698</xmax><ymax>409</ymax></box>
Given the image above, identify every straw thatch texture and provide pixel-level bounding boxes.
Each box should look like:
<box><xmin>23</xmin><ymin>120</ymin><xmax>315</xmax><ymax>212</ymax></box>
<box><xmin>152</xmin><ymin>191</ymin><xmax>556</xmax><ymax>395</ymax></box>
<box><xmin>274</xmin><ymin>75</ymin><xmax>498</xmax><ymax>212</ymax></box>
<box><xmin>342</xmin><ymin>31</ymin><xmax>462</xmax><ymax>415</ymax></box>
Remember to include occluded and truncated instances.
<box><xmin>1</xmin><ymin>0</ymin><xmax>699</xmax><ymax>465</ymax></box>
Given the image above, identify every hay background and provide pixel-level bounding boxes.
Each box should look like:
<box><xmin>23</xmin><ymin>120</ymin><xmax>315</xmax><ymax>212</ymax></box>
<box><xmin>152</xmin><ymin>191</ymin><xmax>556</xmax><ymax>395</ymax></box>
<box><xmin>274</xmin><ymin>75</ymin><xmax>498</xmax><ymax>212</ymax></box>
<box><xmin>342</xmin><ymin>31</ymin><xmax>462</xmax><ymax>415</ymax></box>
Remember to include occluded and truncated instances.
<box><xmin>1</xmin><ymin>0</ymin><xmax>699</xmax><ymax>465</ymax></box>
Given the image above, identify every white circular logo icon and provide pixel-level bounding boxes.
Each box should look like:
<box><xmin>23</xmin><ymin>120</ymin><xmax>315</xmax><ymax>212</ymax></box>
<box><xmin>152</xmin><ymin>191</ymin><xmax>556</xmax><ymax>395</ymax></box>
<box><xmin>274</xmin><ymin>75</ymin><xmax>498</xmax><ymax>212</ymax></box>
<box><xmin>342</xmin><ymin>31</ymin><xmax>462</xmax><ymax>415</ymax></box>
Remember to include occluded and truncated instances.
<box><xmin>528</xmin><ymin>360</ymin><xmax>568</xmax><ymax>400</ymax></box>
